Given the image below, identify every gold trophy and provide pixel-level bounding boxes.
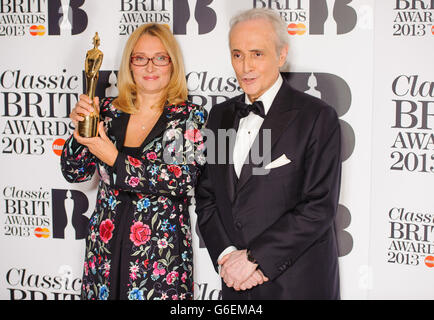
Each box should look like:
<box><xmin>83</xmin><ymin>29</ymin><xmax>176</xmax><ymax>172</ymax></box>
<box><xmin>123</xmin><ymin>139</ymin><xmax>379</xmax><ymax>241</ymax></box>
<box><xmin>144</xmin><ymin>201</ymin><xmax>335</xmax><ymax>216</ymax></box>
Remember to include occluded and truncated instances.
<box><xmin>78</xmin><ymin>32</ymin><xmax>103</xmax><ymax>137</ymax></box>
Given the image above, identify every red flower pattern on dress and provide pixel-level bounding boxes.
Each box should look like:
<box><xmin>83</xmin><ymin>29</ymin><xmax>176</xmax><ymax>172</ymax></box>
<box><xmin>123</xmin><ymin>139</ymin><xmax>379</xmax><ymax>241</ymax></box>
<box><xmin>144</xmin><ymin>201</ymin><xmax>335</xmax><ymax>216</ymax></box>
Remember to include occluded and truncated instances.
<box><xmin>99</xmin><ymin>219</ymin><xmax>114</xmax><ymax>244</ymax></box>
<box><xmin>146</xmin><ymin>152</ymin><xmax>157</xmax><ymax>160</ymax></box>
<box><xmin>130</xmin><ymin>221</ymin><xmax>151</xmax><ymax>246</ymax></box>
<box><xmin>168</xmin><ymin>165</ymin><xmax>182</xmax><ymax>178</ymax></box>
<box><xmin>128</xmin><ymin>176</ymin><xmax>140</xmax><ymax>187</ymax></box>
<box><xmin>184</xmin><ymin>128</ymin><xmax>203</xmax><ymax>143</ymax></box>
<box><xmin>127</xmin><ymin>156</ymin><xmax>142</xmax><ymax>168</ymax></box>
<box><xmin>166</xmin><ymin>271</ymin><xmax>179</xmax><ymax>285</ymax></box>
<box><xmin>153</xmin><ymin>262</ymin><xmax>166</xmax><ymax>276</ymax></box>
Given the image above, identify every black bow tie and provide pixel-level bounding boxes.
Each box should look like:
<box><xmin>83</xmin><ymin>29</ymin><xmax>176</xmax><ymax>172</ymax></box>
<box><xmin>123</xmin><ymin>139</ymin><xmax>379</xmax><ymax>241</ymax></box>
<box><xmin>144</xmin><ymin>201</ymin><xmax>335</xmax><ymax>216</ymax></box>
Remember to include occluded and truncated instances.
<box><xmin>236</xmin><ymin>100</ymin><xmax>266</xmax><ymax>119</ymax></box>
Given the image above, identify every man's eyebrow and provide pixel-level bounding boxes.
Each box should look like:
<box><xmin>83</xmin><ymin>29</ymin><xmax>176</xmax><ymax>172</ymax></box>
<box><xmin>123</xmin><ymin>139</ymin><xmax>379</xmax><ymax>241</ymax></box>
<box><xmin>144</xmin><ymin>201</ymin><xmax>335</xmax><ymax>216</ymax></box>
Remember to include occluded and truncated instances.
<box><xmin>231</xmin><ymin>49</ymin><xmax>264</xmax><ymax>52</ymax></box>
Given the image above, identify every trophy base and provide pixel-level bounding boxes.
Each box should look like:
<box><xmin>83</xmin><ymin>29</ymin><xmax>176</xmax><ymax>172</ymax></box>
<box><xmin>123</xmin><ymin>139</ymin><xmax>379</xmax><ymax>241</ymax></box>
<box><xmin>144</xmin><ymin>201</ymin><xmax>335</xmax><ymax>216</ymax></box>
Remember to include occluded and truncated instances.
<box><xmin>78</xmin><ymin>114</ymin><xmax>99</xmax><ymax>138</ymax></box>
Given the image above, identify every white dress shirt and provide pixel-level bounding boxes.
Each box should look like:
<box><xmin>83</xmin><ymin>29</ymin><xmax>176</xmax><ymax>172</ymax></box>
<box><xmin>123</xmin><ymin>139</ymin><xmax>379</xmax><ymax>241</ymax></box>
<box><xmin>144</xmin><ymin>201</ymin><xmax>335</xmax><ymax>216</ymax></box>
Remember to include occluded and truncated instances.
<box><xmin>217</xmin><ymin>74</ymin><xmax>283</xmax><ymax>268</ymax></box>
<box><xmin>233</xmin><ymin>74</ymin><xmax>283</xmax><ymax>177</ymax></box>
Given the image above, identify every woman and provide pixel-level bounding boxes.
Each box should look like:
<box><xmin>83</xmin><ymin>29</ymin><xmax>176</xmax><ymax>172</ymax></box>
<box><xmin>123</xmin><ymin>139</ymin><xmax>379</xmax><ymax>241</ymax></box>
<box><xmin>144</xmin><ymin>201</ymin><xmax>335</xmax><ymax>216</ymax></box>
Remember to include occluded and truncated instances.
<box><xmin>61</xmin><ymin>23</ymin><xmax>207</xmax><ymax>300</ymax></box>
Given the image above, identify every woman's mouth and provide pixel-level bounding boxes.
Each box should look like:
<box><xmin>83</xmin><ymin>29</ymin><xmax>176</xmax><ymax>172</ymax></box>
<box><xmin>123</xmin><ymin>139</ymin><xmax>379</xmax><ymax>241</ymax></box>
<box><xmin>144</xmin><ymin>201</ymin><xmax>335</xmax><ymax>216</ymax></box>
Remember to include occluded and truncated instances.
<box><xmin>144</xmin><ymin>75</ymin><xmax>159</xmax><ymax>80</ymax></box>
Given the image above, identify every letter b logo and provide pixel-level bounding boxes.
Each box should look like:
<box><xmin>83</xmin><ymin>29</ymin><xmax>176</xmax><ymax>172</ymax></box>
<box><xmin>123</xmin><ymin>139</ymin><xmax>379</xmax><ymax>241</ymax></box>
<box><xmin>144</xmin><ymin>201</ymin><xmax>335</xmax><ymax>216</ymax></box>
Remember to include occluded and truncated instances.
<box><xmin>52</xmin><ymin>189</ymin><xmax>90</xmax><ymax>240</ymax></box>
<box><xmin>48</xmin><ymin>0</ymin><xmax>88</xmax><ymax>36</ymax></box>
<box><xmin>173</xmin><ymin>0</ymin><xmax>217</xmax><ymax>35</ymax></box>
<box><xmin>309</xmin><ymin>0</ymin><xmax>357</xmax><ymax>35</ymax></box>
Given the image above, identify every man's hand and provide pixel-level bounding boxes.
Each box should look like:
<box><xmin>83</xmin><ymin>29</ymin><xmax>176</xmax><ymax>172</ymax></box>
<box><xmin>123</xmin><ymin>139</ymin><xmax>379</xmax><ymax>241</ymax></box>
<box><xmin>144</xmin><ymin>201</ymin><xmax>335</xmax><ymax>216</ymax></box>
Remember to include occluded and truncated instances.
<box><xmin>239</xmin><ymin>269</ymin><xmax>269</xmax><ymax>291</ymax></box>
<box><xmin>219</xmin><ymin>249</ymin><xmax>268</xmax><ymax>291</ymax></box>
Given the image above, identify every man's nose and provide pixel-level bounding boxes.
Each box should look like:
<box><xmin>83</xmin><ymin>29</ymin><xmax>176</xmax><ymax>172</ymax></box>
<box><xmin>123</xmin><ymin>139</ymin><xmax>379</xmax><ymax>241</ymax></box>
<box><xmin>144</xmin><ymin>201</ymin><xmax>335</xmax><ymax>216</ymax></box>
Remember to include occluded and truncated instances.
<box><xmin>242</xmin><ymin>56</ymin><xmax>254</xmax><ymax>73</ymax></box>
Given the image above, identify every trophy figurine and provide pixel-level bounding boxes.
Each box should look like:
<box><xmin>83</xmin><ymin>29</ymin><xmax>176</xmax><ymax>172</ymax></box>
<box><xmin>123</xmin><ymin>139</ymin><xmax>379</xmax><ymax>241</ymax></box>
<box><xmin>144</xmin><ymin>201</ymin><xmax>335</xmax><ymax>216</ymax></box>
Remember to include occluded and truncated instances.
<box><xmin>78</xmin><ymin>32</ymin><xmax>103</xmax><ymax>137</ymax></box>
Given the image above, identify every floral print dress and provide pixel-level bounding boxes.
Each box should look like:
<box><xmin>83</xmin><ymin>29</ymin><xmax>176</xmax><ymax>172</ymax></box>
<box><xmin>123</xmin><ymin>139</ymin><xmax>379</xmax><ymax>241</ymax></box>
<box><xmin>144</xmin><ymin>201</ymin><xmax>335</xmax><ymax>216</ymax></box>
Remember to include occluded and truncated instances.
<box><xmin>61</xmin><ymin>98</ymin><xmax>207</xmax><ymax>300</ymax></box>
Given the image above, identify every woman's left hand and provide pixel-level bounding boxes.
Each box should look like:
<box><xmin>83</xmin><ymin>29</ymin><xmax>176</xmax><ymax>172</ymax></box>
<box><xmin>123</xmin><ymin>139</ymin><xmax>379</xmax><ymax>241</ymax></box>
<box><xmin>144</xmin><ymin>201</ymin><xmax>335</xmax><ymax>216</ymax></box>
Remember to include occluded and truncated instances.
<box><xmin>74</xmin><ymin>121</ymin><xmax>119</xmax><ymax>167</ymax></box>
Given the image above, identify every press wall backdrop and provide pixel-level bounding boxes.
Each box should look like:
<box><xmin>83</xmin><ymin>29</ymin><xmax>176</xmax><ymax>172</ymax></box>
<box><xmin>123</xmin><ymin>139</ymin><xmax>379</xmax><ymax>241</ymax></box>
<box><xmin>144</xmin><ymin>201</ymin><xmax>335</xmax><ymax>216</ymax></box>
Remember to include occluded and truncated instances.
<box><xmin>0</xmin><ymin>0</ymin><xmax>433</xmax><ymax>300</ymax></box>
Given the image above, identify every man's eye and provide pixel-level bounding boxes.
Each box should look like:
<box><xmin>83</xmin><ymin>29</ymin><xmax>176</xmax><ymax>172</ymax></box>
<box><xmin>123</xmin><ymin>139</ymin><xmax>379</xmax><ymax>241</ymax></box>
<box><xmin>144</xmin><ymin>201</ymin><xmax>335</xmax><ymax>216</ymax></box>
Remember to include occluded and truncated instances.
<box><xmin>232</xmin><ymin>53</ymin><xmax>242</xmax><ymax>59</ymax></box>
<box><xmin>254</xmin><ymin>52</ymin><xmax>263</xmax><ymax>57</ymax></box>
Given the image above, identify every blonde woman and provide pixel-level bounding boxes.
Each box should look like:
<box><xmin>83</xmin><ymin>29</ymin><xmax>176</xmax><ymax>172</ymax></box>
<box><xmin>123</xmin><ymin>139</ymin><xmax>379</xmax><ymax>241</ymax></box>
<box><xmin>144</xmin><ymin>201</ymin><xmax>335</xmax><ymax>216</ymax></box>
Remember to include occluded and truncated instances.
<box><xmin>62</xmin><ymin>23</ymin><xmax>207</xmax><ymax>300</ymax></box>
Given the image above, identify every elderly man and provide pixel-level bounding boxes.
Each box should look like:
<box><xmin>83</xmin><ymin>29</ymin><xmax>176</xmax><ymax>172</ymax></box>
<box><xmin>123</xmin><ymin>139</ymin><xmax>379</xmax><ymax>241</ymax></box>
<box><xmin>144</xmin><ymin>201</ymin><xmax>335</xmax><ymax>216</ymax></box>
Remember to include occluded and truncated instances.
<box><xmin>196</xmin><ymin>8</ymin><xmax>341</xmax><ymax>299</ymax></box>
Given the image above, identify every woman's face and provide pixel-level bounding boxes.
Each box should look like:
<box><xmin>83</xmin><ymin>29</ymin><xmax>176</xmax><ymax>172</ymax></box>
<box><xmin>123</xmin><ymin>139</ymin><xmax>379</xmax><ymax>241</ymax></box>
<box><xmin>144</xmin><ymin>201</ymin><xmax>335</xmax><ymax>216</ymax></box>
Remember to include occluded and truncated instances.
<box><xmin>130</xmin><ymin>34</ymin><xmax>172</xmax><ymax>96</ymax></box>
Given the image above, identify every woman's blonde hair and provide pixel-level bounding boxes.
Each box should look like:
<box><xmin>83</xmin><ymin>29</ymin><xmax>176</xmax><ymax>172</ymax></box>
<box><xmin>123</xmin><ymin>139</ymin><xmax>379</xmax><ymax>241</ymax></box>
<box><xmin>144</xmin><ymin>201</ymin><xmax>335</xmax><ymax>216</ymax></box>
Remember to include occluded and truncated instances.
<box><xmin>113</xmin><ymin>23</ymin><xmax>188</xmax><ymax>113</ymax></box>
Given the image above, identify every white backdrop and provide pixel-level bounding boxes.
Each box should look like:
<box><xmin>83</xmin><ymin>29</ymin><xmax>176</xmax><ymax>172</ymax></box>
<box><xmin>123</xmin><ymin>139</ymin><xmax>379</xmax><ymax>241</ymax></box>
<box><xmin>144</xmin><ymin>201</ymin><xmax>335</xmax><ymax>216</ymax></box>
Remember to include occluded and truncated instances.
<box><xmin>0</xmin><ymin>0</ymin><xmax>433</xmax><ymax>300</ymax></box>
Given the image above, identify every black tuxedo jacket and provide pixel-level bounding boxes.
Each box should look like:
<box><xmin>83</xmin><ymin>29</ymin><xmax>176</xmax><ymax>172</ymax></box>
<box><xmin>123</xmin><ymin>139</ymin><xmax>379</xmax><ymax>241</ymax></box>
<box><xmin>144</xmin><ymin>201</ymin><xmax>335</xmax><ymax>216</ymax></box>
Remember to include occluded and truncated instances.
<box><xmin>196</xmin><ymin>78</ymin><xmax>341</xmax><ymax>299</ymax></box>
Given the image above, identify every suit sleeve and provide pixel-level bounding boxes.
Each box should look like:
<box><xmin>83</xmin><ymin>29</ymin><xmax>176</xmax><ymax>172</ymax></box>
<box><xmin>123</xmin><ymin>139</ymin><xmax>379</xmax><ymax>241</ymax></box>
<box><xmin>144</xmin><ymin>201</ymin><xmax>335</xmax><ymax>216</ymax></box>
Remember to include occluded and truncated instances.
<box><xmin>195</xmin><ymin>108</ymin><xmax>235</xmax><ymax>271</ymax></box>
<box><xmin>195</xmin><ymin>164</ymin><xmax>234</xmax><ymax>271</ymax></box>
<box><xmin>249</xmin><ymin>106</ymin><xmax>342</xmax><ymax>281</ymax></box>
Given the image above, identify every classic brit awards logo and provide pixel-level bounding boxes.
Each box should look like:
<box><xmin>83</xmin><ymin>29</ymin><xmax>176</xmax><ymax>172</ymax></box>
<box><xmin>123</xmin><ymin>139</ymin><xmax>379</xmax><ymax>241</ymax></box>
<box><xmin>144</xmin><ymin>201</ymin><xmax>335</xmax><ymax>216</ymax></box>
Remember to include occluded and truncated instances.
<box><xmin>390</xmin><ymin>74</ymin><xmax>434</xmax><ymax>174</ymax></box>
<box><xmin>119</xmin><ymin>0</ymin><xmax>171</xmax><ymax>35</ymax></box>
<box><xmin>0</xmin><ymin>68</ymin><xmax>78</xmax><ymax>156</ymax></box>
<box><xmin>2</xmin><ymin>186</ymin><xmax>51</xmax><ymax>238</ymax></box>
<box><xmin>1</xmin><ymin>185</ymin><xmax>90</xmax><ymax>240</ymax></box>
<box><xmin>253</xmin><ymin>0</ymin><xmax>358</xmax><ymax>36</ymax></box>
<box><xmin>0</xmin><ymin>0</ymin><xmax>46</xmax><ymax>36</ymax></box>
<box><xmin>0</xmin><ymin>0</ymin><xmax>88</xmax><ymax>37</ymax></box>
<box><xmin>386</xmin><ymin>73</ymin><xmax>434</xmax><ymax>269</ymax></box>
<box><xmin>392</xmin><ymin>0</ymin><xmax>434</xmax><ymax>37</ymax></box>
<box><xmin>119</xmin><ymin>0</ymin><xmax>217</xmax><ymax>35</ymax></box>
<box><xmin>5</xmin><ymin>265</ymin><xmax>82</xmax><ymax>300</ymax></box>
<box><xmin>387</xmin><ymin>207</ymin><xmax>434</xmax><ymax>268</ymax></box>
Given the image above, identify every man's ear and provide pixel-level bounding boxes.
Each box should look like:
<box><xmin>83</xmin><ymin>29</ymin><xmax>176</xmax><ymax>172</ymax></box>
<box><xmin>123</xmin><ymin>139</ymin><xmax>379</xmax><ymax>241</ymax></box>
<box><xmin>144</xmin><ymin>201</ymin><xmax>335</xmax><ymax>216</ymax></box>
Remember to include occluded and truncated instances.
<box><xmin>278</xmin><ymin>44</ymin><xmax>289</xmax><ymax>67</ymax></box>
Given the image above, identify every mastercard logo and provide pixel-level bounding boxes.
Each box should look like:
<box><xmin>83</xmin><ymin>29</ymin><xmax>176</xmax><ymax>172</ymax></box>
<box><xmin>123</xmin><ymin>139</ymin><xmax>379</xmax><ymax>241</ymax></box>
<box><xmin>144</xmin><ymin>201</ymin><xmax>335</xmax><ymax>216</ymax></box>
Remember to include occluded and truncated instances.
<box><xmin>287</xmin><ymin>23</ymin><xmax>306</xmax><ymax>36</ymax></box>
<box><xmin>431</xmin><ymin>25</ymin><xmax>434</xmax><ymax>35</ymax></box>
<box><xmin>29</xmin><ymin>25</ymin><xmax>45</xmax><ymax>36</ymax></box>
<box><xmin>52</xmin><ymin>138</ymin><xmax>65</xmax><ymax>156</ymax></box>
<box><xmin>425</xmin><ymin>256</ymin><xmax>434</xmax><ymax>268</ymax></box>
<box><xmin>34</xmin><ymin>227</ymin><xmax>50</xmax><ymax>238</ymax></box>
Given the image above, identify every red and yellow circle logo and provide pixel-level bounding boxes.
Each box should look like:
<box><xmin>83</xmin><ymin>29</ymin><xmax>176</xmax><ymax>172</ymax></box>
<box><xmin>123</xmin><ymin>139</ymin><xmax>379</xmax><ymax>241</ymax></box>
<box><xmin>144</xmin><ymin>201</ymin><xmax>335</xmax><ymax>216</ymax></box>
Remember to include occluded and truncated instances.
<box><xmin>425</xmin><ymin>256</ymin><xmax>434</xmax><ymax>268</ymax></box>
<box><xmin>431</xmin><ymin>25</ymin><xmax>434</xmax><ymax>35</ymax></box>
<box><xmin>29</xmin><ymin>25</ymin><xmax>45</xmax><ymax>36</ymax></box>
<box><xmin>288</xmin><ymin>23</ymin><xmax>306</xmax><ymax>36</ymax></box>
<box><xmin>34</xmin><ymin>227</ymin><xmax>50</xmax><ymax>238</ymax></box>
<box><xmin>52</xmin><ymin>138</ymin><xmax>65</xmax><ymax>156</ymax></box>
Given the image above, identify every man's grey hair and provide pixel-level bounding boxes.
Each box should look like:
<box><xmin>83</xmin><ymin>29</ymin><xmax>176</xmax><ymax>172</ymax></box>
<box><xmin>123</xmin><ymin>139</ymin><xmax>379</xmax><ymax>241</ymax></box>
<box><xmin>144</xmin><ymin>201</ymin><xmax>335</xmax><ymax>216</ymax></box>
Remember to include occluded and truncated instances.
<box><xmin>229</xmin><ymin>8</ymin><xmax>289</xmax><ymax>52</ymax></box>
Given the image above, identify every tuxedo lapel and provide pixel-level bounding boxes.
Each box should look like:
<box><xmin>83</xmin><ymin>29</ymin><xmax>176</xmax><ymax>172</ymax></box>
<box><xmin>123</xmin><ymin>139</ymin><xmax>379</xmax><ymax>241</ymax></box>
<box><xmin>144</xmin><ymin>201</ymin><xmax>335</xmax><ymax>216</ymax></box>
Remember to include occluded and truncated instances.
<box><xmin>236</xmin><ymin>81</ymin><xmax>300</xmax><ymax>193</ymax></box>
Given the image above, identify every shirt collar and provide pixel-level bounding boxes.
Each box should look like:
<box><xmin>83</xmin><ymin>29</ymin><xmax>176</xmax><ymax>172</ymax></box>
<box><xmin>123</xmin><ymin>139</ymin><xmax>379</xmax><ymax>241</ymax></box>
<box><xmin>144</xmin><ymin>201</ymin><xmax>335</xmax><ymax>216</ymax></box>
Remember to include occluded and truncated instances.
<box><xmin>244</xmin><ymin>73</ymin><xmax>283</xmax><ymax>116</ymax></box>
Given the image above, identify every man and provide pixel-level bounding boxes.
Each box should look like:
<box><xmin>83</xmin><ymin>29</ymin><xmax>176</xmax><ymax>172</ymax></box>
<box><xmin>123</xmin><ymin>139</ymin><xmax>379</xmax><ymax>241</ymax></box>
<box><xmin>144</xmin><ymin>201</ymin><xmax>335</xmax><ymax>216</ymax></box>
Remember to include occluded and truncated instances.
<box><xmin>196</xmin><ymin>8</ymin><xmax>341</xmax><ymax>299</ymax></box>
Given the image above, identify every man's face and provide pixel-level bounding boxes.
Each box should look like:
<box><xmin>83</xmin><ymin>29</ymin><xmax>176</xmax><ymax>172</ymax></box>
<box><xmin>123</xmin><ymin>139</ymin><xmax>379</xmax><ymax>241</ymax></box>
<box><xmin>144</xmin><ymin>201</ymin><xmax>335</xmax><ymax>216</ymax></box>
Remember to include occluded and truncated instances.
<box><xmin>230</xmin><ymin>19</ymin><xmax>288</xmax><ymax>102</ymax></box>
